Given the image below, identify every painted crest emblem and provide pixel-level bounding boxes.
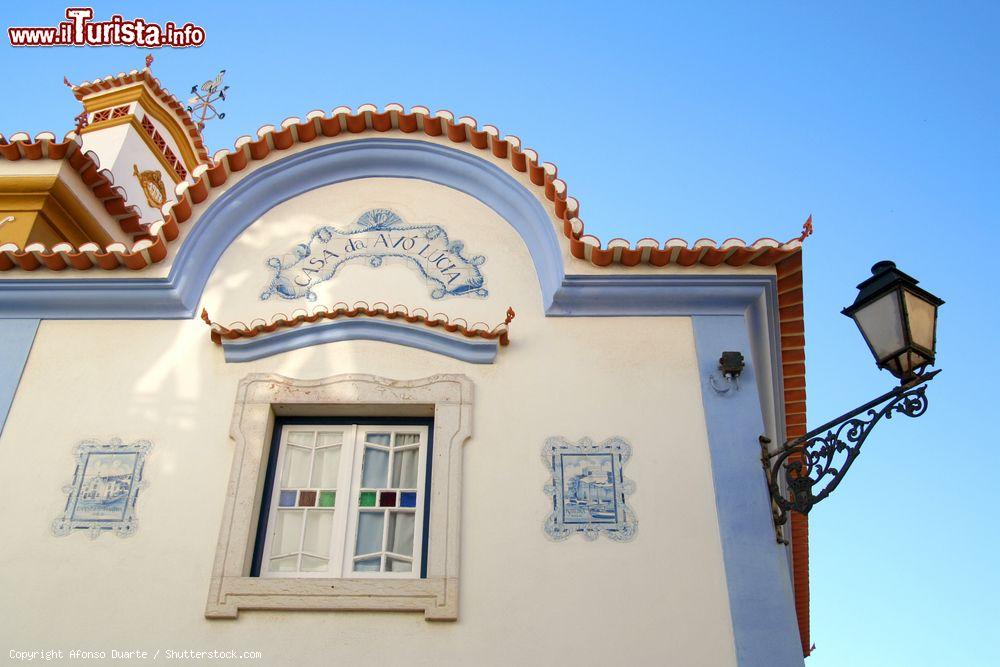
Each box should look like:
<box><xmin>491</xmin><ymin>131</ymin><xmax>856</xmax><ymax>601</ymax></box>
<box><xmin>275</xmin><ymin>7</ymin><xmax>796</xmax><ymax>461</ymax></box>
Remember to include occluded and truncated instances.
<box><xmin>261</xmin><ymin>208</ymin><xmax>488</xmax><ymax>301</ymax></box>
<box><xmin>133</xmin><ymin>164</ymin><xmax>166</xmax><ymax>209</ymax></box>
<box><xmin>542</xmin><ymin>436</ymin><xmax>637</xmax><ymax>541</ymax></box>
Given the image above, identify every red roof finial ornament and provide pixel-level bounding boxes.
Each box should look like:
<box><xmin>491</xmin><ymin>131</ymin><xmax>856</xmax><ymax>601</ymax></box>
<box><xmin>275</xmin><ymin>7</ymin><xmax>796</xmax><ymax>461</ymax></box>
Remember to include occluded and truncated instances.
<box><xmin>63</xmin><ymin>76</ymin><xmax>73</xmax><ymax>88</ymax></box>
<box><xmin>73</xmin><ymin>110</ymin><xmax>89</xmax><ymax>133</ymax></box>
<box><xmin>145</xmin><ymin>53</ymin><xmax>154</xmax><ymax>69</ymax></box>
<box><xmin>505</xmin><ymin>307</ymin><xmax>516</xmax><ymax>325</ymax></box>
<box><xmin>797</xmin><ymin>215</ymin><xmax>814</xmax><ymax>242</ymax></box>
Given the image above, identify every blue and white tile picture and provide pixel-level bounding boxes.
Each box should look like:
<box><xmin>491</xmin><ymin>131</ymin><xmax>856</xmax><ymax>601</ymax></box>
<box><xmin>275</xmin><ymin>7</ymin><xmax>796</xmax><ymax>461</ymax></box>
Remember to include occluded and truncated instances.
<box><xmin>52</xmin><ymin>438</ymin><xmax>152</xmax><ymax>539</ymax></box>
<box><xmin>542</xmin><ymin>436</ymin><xmax>637</xmax><ymax>541</ymax></box>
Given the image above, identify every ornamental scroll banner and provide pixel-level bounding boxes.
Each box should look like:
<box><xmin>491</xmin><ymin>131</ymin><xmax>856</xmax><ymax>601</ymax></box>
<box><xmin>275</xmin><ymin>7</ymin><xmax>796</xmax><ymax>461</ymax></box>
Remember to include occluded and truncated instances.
<box><xmin>261</xmin><ymin>208</ymin><xmax>488</xmax><ymax>302</ymax></box>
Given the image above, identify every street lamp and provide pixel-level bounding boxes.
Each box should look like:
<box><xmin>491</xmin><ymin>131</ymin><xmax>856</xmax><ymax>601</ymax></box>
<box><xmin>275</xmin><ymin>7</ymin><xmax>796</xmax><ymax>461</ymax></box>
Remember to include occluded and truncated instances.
<box><xmin>842</xmin><ymin>261</ymin><xmax>944</xmax><ymax>382</ymax></box>
<box><xmin>761</xmin><ymin>261</ymin><xmax>944</xmax><ymax>540</ymax></box>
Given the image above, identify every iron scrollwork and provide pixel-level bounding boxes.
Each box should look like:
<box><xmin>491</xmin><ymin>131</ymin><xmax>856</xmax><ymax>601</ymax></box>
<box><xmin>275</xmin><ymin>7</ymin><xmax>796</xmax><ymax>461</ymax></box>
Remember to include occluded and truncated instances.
<box><xmin>761</xmin><ymin>370</ymin><xmax>938</xmax><ymax>541</ymax></box>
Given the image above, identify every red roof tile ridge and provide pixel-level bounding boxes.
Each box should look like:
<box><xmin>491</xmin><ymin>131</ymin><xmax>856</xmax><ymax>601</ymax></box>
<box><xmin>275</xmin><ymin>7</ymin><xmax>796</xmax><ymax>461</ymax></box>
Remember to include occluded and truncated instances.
<box><xmin>143</xmin><ymin>104</ymin><xmax>806</xmax><ymax>273</ymax></box>
<box><xmin>67</xmin><ymin>66</ymin><xmax>211</xmax><ymax>165</ymax></box>
<box><xmin>201</xmin><ymin>302</ymin><xmax>516</xmax><ymax>346</ymax></box>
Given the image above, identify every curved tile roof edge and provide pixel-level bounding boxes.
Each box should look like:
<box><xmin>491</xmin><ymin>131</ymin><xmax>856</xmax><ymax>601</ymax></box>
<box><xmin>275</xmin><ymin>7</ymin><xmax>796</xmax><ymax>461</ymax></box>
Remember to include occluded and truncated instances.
<box><xmin>201</xmin><ymin>302</ymin><xmax>515</xmax><ymax>347</ymax></box>
<box><xmin>0</xmin><ymin>131</ymin><xmax>143</xmax><ymax>269</ymax></box>
<box><xmin>0</xmin><ymin>106</ymin><xmax>810</xmax><ymax>271</ymax></box>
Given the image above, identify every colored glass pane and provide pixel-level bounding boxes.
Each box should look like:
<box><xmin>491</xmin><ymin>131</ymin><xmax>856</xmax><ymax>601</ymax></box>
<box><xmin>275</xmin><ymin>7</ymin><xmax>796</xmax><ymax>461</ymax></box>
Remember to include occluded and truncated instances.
<box><xmin>278</xmin><ymin>490</ymin><xmax>297</xmax><ymax>507</ymax></box>
<box><xmin>400</xmin><ymin>491</ymin><xmax>417</xmax><ymax>508</ymax></box>
<box><xmin>298</xmin><ymin>490</ymin><xmax>316</xmax><ymax>507</ymax></box>
<box><xmin>359</xmin><ymin>491</ymin><xmax>376</xmax><ymax>507</ymax></box>
<box><xmin>318</xmin><ymin>491</ymin><xmax>336</xmax><ymax>507</ymax></box>
<box><xmin>379</xmin><ymin>491</ymin><xmax>397</xmax><ymax>507</ymax></box>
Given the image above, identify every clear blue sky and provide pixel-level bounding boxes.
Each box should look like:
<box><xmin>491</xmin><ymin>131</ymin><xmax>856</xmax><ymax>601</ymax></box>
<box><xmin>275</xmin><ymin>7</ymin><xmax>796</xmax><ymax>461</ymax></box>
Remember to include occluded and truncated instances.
<box><xmin>3</xmin><ymin>2</ymin><xmax>996</xmax><ymax>664</ymax></box>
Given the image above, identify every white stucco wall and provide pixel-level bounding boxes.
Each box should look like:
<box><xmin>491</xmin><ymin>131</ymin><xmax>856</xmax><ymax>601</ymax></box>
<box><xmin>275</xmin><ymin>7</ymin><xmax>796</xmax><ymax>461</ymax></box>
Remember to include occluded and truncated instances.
<box><xmin>0</xmin><ymin>179</ymin><xmax>740</xmax><ymax>665</ymax></box>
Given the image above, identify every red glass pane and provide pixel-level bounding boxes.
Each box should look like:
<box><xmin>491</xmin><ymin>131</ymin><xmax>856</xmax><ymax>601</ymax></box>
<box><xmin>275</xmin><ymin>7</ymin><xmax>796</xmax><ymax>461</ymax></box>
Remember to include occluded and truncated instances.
<box><xmin>298</xmin><ymin>490</ymin><xmax>316</xmax><ymax>507</ymax></box>
<box><xmin>379</xmin><ymin>491</ymin><xmax>397</xmax><ymax>507</ymax></box>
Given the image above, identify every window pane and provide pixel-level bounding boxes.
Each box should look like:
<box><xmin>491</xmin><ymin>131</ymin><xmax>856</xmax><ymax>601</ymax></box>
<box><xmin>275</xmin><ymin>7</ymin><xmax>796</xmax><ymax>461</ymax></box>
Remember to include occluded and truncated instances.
<box><xmin>387</xmin><ymin>558</ymin><xmax>412</xmax><ymax>573</ymax></box>
<box><xmin>316</xmin><ymin>431</ymin><xmax>343</xmax><ymax>447</ymax></box>
<box><xmin>300</xmin><ymin>555</ymin><xmax>329</xmax><ymax>572</ymax></box>
<box><xmin>355</xmin><ymin>511</ymin><xmax>384</xmax><ymax>556</ymax></box>
<box><xmin>391</xmin><ymin>448</ymin><xmax>418</xmax><ymax>488</ymax></box>
<box><xmin>302</xmin><ymin>511</ymin><xmax>333</xmax><ymax>556</ymax></box>
<box><xmin>281</xmin><ymin>445</ymin><xmax>311</xmax><ymax>488</ymax></box>
<box><xmin>395</xmin><ymin>433</ymin><xmax>420</xmax><ymax>447</ymax></box>
<box><xmin>361</xmin><ymin>447</ymin><xmax>389</xmax><ymax>488</ymax></box>
<box><xmin>311</xmin><ymin>447</ymin><xmax>340</xmax><ymax>488</ymax></box>
<box><xmin>353</xmin><ymin>557</ymin><xmax>380</xmax><ymax>572</ymax></box>
<box><xmin>387</xmin><ymin>512</ymin><xmax>414</xmax><ymax>557</ymax></box>
<box><xmin>365</xmin><ymin>433</ymin><xmax>391</xmax><ymax>446</ymax></box>
<box><xmin>271</xmin><ymin>510</ymin><xmax>303</xmax><ymax>557</ymax></box>
<box><xmin>287</xmin><ymin>431</ymin><xmax>315</xmax><ymax>447</ymax></box>
<box><xmin>268</xmin><ymin>555</ymin><xmax>299</xmax><ymax>573</ymax></box>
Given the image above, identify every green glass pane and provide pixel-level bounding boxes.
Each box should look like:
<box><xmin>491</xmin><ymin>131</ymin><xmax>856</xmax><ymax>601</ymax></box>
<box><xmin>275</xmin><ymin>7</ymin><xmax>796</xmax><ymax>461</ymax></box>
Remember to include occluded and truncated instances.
<box><xmin>318</xmin><ymin>491</ymin><xmax>336</xmax><ymax>507</ymax></box>
<box><xmin>359</xmin><ymin>491</ymin><xmax>376</xmax><ymax>507</ymax></box>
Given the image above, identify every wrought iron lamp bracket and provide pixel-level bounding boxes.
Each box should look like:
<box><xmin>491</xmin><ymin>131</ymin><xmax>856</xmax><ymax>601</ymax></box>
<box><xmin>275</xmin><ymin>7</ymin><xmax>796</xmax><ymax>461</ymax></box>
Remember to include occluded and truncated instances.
<box><xmin>760</xmin><ymin>369</ymin><xmax>939</xmax><ymax>544</ymax></box>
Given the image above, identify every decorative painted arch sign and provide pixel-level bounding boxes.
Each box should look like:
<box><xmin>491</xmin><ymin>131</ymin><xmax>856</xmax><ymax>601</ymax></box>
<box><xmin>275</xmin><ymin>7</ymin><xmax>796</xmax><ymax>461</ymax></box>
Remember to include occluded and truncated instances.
<box><xmin>542</xmin><ymin>436</ymin><xmax>637</xmax><ymax>542</ymax></box>
<box><xmin>261</xmin><ymin>208</ymin><xmax>489</xmax><ymax>302</ymax></box>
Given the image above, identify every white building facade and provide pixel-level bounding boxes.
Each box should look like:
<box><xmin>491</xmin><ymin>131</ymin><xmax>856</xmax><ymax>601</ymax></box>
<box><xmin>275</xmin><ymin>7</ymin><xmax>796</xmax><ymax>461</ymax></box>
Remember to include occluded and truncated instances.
<box><xmin>0</xmin><ymin>62</ymin><xmax>811</xmax><ymax>666</ymax></box>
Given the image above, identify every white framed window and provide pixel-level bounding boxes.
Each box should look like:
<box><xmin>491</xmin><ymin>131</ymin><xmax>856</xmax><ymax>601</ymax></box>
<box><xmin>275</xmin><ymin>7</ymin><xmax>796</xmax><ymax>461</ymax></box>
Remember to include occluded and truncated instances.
<box><xmin>259</xmin><ymin>423</ymin><xmax>429</xmax><ymax>579</ymax></box>
<box><xmin>206</xmin><ymin>373</ymin><xmax>472</xmax><ymax>621</ymax></box>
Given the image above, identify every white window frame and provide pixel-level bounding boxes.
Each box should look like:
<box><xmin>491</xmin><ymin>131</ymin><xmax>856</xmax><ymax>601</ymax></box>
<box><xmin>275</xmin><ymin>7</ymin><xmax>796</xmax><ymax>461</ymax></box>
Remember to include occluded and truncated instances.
<box><xmin>259</xmin><ymin>424</ymin><xmax>430</xmax><ymax>579</ymax></box>
<box><xmin>342</xmin><ymin>425</ymin><xmax>429</xmax><ymax>578</ymax></box>
<box><xmin>205</xmin><ymin>373</ymin><xmax>472</xmax><ymax>621</ymax></box>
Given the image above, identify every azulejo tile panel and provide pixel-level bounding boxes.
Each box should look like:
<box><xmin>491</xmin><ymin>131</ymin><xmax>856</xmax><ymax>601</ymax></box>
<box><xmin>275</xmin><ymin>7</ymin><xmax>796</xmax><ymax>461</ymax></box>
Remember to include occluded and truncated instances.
<box><xmin>261</xmin><ymin>208</ymin><xmax>489</xmax><ymax>302</ymax></box>
<box><xmin>542</xmin><ymin>436</ymin><xmax>637</xmax><ymax>542</ymax></box>
<box><xmin>51</xmin><ymin>438</ymin><xmax>152</xmax><ymax>539</ymax></box>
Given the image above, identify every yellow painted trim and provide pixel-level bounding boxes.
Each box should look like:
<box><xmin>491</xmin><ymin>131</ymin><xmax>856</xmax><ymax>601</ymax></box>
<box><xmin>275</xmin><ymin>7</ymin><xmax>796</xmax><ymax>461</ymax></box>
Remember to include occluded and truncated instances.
<box><xmin>0</xmin><ymin>175</ymin><xmax>116</xmax><ymax>246</ymax></box>
<box><xmin>81</xmin><ymin>83</ymin><xmax>202</xmax><ymax>171</ymax></box>
<box><xmin>79</xmin><ymin>114</ymin><xmax>134</xmax><ymax>134</ymax></box>
<box><xmin>80</xmin><ymin>115</ymin><xmax>183</xmax><ymax>185</ymax></box>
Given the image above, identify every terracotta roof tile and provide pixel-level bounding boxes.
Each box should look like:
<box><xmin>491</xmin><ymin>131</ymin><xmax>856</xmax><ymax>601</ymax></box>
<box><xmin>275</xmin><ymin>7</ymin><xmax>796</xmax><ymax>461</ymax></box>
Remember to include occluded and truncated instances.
<box><xmin>0</xmin><ymin>106</ymin><xmax>808</xmax><ymax>272</ymax></box>
<box><xmin>0</xmin><ymin>132</ymin><xmax>149</xmax><ymax>270</ymax></box>
<box><xmin>201</xmin><ymin>303</ymin><xmax>515</xmax><ymax>347</ymax></box>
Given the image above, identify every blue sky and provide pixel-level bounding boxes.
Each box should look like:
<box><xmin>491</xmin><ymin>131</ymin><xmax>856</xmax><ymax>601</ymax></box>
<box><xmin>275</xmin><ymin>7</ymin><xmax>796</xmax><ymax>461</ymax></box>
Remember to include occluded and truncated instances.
<box><xmin>3</xmin><ymin>2</ymin><xmax>997</xmax><ymax>664</ymax></box>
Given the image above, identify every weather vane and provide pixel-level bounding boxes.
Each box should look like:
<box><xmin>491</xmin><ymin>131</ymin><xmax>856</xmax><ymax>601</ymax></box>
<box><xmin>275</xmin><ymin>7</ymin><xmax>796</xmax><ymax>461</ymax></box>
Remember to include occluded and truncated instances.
<box><xmin>186</xmin><ymin>69</ymin><xmax>229</xmax><ymax>128</ymax></box>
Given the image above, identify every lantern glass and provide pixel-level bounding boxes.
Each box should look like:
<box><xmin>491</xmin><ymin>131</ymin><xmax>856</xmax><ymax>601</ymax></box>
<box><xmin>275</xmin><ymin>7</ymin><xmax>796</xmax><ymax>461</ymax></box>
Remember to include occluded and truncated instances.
<box><xmin>903</xmin><ymin>289</ymin><xmax>937</xmax><ymax>352</ymax></box>
<box><xmin>853</xmin><ymin>291</ymin><xmax>905</xmax><ymax>362</ymax></box>
<box><xmin>842</xmin><ymin>261</ymin><xmax>944</xmax><ymax>382</ymax></box>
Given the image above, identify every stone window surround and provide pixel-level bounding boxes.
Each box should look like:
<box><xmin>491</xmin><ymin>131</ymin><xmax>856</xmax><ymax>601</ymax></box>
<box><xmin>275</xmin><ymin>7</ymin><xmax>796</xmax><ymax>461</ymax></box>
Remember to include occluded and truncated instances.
<box><xmin>205</xmin><ymin>373</ymin><xmax>473</xmax><ymax>621</ymax></box>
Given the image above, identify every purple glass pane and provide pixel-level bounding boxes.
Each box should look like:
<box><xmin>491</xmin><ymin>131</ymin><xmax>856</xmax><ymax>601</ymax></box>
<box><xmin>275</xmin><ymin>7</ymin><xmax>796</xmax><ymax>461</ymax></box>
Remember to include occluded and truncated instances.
<box><xmin>278</xmin><ymin>490</ymin><xmax>296</xmax><ymax>507</ymax></box>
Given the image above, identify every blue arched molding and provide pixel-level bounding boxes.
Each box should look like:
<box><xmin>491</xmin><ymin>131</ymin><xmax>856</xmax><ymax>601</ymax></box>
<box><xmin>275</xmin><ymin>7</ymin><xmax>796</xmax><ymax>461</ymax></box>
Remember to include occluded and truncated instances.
<box><xmin>0</xmin><ymin>138</ymin><xmax>564</xmax><ymax>319</ymax></box>
<box><xmin>219</xmin><ymin>319</ymin><xmax>499</xmax><ymax>364</ymax></box>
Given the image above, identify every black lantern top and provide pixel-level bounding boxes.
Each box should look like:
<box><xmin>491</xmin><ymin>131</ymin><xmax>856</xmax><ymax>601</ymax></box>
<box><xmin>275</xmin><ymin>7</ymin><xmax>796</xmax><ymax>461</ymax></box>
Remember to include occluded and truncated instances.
<box><xmin>842</xmin><ymin>261</ymin><xmax>944</xmax><ymax>383</ymax></box>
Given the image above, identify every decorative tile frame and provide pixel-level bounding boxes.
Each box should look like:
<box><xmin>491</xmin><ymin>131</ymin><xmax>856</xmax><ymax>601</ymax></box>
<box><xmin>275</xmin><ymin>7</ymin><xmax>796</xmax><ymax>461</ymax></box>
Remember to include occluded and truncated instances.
<box><xmin>52</xmin><ymin>438</ymin><xmax>152</xmax><ymax>539</ymax></box>
<box><xmin>542</xmin><ymin>436</ymin><xmax>637</xmax><ymax>542</ymax></box>
<box><xmin>205</xmin><ymin>373</ymin><xmax>473</xmax><ymax>620</ymax></box>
